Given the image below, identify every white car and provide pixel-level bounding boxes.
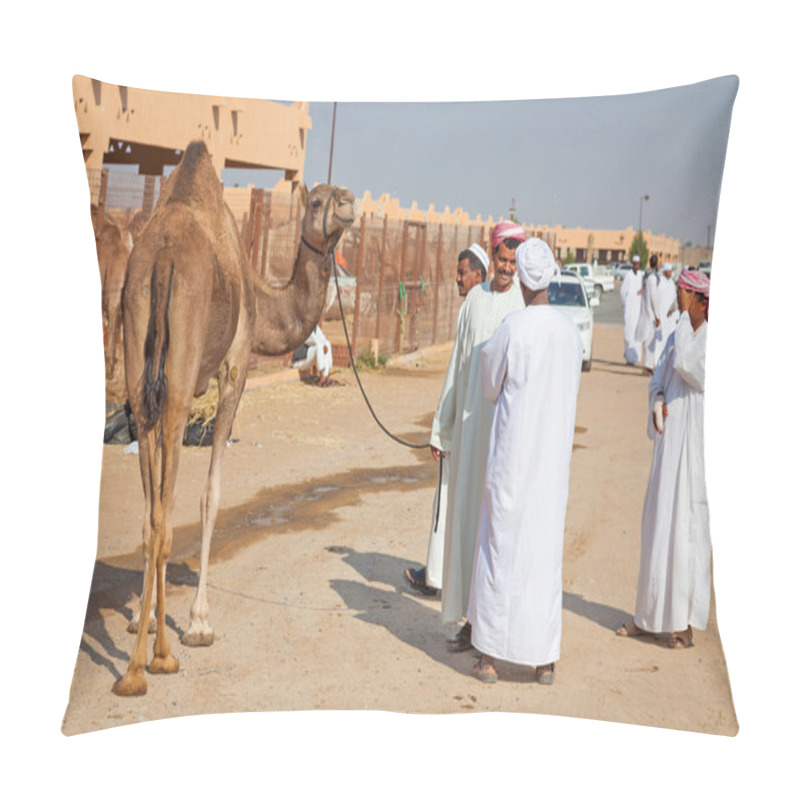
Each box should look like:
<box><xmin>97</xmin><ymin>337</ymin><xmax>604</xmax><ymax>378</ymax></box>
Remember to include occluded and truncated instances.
<box><xmin>549</xmin><ymin>271</ymin><xmax>595</xmax><ymax>372</ymax></box>
<box><xmin>564</xmin><ymin>262</ymin><xmax>614</xmax><ymax>298</ymax></box>
<box><xmin>612</xmin><ymin>262</ymin><xmax>633</xmax><ymax>281</ymax></box>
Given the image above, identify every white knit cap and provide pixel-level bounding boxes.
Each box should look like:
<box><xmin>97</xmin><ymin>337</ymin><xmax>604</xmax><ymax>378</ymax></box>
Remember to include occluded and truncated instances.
<box><xmin>467</xmin><ymin>243</ymin><xmax>490</xmax><ymax>271</ymax></box>
<box><xmin>515</xmin><ymin>237</ymin><xmax>559</xmax><ymax>291</ymax></box>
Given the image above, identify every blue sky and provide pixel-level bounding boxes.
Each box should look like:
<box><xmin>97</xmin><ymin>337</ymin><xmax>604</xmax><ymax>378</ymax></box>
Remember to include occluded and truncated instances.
<box><xmin>224</xmin><ymin>77</ymin><xmax>737</xmax><ymax>247</ymax></box>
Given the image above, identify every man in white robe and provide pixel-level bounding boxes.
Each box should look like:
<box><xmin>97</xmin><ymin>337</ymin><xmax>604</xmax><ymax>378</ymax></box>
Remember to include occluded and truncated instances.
<box><xmin>617</xmin><ymin>268</ymin><xmax>711</xmax><ymax>648</ymax></box>
<box><xmin>404</xmin><ymin>243</ymin><xmax>489</xmax><ymax>596</ymax></box>
<box><xmin>636</xmin><ymin>254</ymin><xmax>661</xmax><ymax>373</ymax></box>
<box><xmin>620</xmin><ymin>255</ymin><xmax>644</xmax><ymax>365</ymax></box>
<box><xmin>467</xmin><ymin>237</ymin><xmax>582</xmax><ymax>684</ymax></box>
<box><xmin>431</xmin><ymin>222</ymin><xmax>525</xmax><ymax>648</ymax></box>
<box><xmin>652</xmin><ymin>263</ymin><xmax>678</xmax><ymax>366</ymax></box>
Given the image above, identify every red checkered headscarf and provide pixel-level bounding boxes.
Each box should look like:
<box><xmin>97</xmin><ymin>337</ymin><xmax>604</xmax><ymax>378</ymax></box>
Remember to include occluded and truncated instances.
<box><xmin>490</xmin><ymin>221</ymin><xmax>526</xmax><ymax>251</ymax></box>
<box><xmin>678</xmin><ymin>269</ymin><xmax>710</xmax><ymax>320</ymax></box>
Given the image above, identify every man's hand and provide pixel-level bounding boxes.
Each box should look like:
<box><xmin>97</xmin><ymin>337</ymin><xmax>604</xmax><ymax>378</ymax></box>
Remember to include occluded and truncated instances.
<box><xmin>653</xmin><ymin>398</ymin><xmax>667</xmax><ymax>434</ymax></box>
<box><xmin>431</xmin><ymin>446</ymin><xmax>445</xmax><ymax>462</ymax></box>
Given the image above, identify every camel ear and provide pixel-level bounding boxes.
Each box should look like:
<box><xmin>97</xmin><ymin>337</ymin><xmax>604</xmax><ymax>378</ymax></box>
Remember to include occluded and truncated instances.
<box><xmin>296</xmin><ymin>183</ymin><xmax>309</xmax><ymax>208</ymax></box>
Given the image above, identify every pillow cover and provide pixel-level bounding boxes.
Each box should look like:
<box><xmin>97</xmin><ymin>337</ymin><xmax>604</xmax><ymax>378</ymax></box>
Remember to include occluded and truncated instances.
<box><xmin>62</xmin><ymin>74</ymin><xmax>738</xmax><ymax>738</ymax></box>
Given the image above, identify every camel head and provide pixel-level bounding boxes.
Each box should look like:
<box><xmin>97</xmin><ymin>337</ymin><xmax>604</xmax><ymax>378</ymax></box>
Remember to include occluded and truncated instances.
<box><xmin>297</xmin><ymin>183</ymin><xmax>356</xmax><ymax>269</ymax></box>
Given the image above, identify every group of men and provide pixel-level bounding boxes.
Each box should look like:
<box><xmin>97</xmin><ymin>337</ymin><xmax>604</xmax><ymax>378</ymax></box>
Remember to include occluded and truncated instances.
<box><xmin>403</xmin><ymin>221</ymin><xmax>712</xmax><ymax>684</ymax></box>
<box><xmin>620</xmin><ymin>254</ymin><xmax>679</xmax><ymax>373</ymax></box>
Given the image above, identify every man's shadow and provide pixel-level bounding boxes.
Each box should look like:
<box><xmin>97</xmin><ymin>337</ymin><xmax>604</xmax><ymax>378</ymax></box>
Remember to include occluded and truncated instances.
<box><xmin>326</xmin><ymin>546</ymin><xmax>633</xmax><ymax>683</ymax></box>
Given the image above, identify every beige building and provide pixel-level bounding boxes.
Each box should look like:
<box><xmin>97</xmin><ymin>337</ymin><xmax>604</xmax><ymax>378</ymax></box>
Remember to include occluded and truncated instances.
<box><xmin>75</xmin><ymin>76</ymin><xmax>702</xmax><ymax>269</ymax></box>
<box><xmin>73</xmin><ymin>75</ymin><xmax>310</xmax><ymax>193</ymax></box>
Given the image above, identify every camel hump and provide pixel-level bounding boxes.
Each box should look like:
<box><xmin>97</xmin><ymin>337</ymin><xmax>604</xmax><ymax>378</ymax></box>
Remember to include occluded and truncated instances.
<box><xmin>165</xmin><ymin>141</ymin><xmax>222</xmax><ymax>211</ymax></box>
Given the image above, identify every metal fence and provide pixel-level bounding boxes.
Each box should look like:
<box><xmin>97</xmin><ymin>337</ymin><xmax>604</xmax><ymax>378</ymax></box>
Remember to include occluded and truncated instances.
<box><xmin>91</xmin><ymin>167</ymin><xmax>544</xmax><ymax>363</ymax></box>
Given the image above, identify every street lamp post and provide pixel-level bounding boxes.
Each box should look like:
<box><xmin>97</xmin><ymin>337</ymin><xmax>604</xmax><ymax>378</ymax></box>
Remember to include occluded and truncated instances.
<box><xmin>638</xmin><ymin>193</ymin><xmax>650</xmax><ymax>235</ymax></box>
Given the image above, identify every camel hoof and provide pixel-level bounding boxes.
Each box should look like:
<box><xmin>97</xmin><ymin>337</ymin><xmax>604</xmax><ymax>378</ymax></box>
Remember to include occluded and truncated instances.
<box><xmin>127</xmin><ymin>618</ymin><xmax>157</xmax><ymax>634</ymax></box>
<box><xmin>112</xmin><ymin>671</ymin><xmax>147</xmax><ymax>696</ymax></box>
<box><xmin>181</xmin><ymin>630</ymin><xmax>215</xmax><ymax>647</ymax></box>
<box><xmin>149</xmin><ymin>654</ymin><xmax>180</xmax><ymax>674</ymax></box>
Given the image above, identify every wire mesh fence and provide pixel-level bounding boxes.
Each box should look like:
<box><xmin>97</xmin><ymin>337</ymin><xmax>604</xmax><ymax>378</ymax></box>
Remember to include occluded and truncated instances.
<box><xmin>89</xmin><ymin>167</ymin><xmax>544</xmax><ymax>365</ymax></box>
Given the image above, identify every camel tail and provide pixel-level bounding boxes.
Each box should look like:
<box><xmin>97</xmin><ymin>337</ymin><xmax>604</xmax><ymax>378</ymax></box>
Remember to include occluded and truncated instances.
<box><xmin>141</xmin><ymin>258</ymin><xmax>175</xmax><ymax>433</ymax></box>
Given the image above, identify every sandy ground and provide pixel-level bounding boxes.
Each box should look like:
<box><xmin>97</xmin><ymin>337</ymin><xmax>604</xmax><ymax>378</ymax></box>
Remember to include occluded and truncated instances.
<box><xmin>61</xmin><ymin>324</ymin><xmax>737</xmax><ymax>737</ymax></box>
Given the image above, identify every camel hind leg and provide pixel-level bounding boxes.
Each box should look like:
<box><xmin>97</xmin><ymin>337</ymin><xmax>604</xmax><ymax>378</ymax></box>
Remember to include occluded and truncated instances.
<box><xmin>113</xmin><ymin>413</ymin><xmax>183</xmax><ymax>694</ymax></box>
<box><xmin>182</xmin><ymin>359</ymin><xmax>247</xmax><ymax>647</ymax></box>
<box><xmin>112</xmin><ymin>428</ymin><xmax>162</xmax><ymax>696</ymax></box>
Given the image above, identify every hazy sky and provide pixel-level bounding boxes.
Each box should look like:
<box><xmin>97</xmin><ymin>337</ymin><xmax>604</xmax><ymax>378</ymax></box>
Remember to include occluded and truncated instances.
<box><xmin>226</xmin><ymin>76</ymin><xmax>737</xmax><ymax>247</ymax></box>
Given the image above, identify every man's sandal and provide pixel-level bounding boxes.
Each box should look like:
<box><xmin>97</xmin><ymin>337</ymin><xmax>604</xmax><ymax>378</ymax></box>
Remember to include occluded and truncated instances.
<box><xmin>616</xmin><ymin>621</ymin><xmax>646</xmax><ymax>637</ymax></box>
<box><xmin>446</xmin><ymin>621</ymin><xmax>473</xmax><ymax>652</ymax></box>
<box><xmin>534</xmin><ymin>663</ymin><xmax>555</xmax><ymax>685</ymax></box>
<box><xmin>667</xmin><ymin>627</ymin><xmax>694</xmax><ymax>649</ymax></box>
<box><xmin>403</xmin><ymin>567</ymin><xmax>440</xmax><ymax>597</ymax></box>
<box><xmin>474</xmin><ymin>654</ymin><xmax>497</xmax><ymax>683</ymax></box>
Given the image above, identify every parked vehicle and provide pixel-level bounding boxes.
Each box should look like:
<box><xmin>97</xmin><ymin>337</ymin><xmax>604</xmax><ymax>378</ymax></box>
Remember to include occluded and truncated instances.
<box><xmin>549</xmin><ymin>271</ymin><xmax>595</xmax><ymax>372</ymax></box>
<box><xmin>564</xmin><ymin>262</ymin><xmax>615</xmax><ymax>298</ymax></box>
<box><xmin>613</xmin><ymin>262</ymin><xmax>633</xmax><ymax>281</ymax></box>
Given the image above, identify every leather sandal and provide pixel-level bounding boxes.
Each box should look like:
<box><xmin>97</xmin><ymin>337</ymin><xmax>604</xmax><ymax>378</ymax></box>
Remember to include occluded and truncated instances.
<box><xmin>446</xmin><ymin>621</ymin><xmax>473</xmax><ymax>652</ymax></box>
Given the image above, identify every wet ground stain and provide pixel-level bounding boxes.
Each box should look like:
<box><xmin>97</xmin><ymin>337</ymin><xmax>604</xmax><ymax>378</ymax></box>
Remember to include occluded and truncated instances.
<box><xmin>102</xmin><ymin>459</ymin><xmax>438</xmax><ymax>577</ymax></box>
<box><xmin>98</xmin><ymin>418</ymin><xmax>589</xmax><ymax>582</ymax></box>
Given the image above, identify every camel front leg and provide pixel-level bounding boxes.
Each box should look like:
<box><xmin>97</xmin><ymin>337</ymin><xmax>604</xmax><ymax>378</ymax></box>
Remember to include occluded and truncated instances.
<box><xmin>182</xmin><ymin>365</ymin><xmax>245</xmax><ymax>647</ymax></box>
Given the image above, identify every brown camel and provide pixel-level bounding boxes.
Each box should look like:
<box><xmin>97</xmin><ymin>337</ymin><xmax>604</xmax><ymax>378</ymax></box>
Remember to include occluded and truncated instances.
<box><xmin>113</xmin><ymin>140</ymin><xmax>355</xmax><ymax>696</ymax></box>
<box><xmin>94</xmin><ymin>213</ymin><xmax>133</xmax><ymax>382</ymax></box>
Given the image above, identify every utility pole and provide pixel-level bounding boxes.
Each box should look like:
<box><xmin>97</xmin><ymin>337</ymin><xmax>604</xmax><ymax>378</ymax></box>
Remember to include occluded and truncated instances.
<box><xmin>327</xmin><ymin>102</ymin><xmax>338</xmax><ymax>185</ymax></box>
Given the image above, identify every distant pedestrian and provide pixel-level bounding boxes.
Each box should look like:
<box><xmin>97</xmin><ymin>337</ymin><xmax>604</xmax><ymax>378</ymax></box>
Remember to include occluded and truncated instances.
<box><xmin>652</xmin><ymin>263</ymin><xmax>678</xmax><ymax>366</ymax></box>
<box><xmin>617</xmin><ymin>268</ymin><xmax>711</xmax><ymax>649</ymax></box>
<box><xmin>620</xmin><ymin>255</ymin><xmax>643</xmax><ymax>365</ymax></box>
<box><xmin>467</xmin><ymin>238</ymin><xmax>582</xmax><ymax>684</ymax></box>
<box><xmin>636</xmin><ymin>254</ymin><xmax>661</xmax><ymax>374</ymax></box>
<box><xmin>404</xmin><ymin>243</ymin><xmax>489</xmax><ymax>596</ymax></box>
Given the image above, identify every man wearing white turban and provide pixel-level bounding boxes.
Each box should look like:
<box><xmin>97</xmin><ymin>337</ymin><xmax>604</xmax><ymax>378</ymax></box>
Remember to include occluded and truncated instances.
<box><xmin>404</xmin><ymin>244</ymin><xmax>489</xmax><ymax>597</ymax></box>
<box><xmin>620</xmin><ymin>255</ymin><xmax>644</xmax><ymax>365</ymax></box>
<box><xmin>467</xmin><ymin>238</ymin><xmax>583</xmax><ymax>684</ymax></box>
<box><xmin>431</xmin><ymin>223</ymin><xmax>525</xmax><ymax>651</ymax></box>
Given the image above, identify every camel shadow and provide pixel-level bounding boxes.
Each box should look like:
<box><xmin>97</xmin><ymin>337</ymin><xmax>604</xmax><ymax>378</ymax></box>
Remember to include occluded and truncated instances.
<box><xmin>77</xmin><ymin>559</ymin><xmax>198</xmax><ymax>680</ymax></box>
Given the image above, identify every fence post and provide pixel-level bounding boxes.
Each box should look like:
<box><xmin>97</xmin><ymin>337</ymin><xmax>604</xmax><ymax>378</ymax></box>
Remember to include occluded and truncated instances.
<box><xmin>433</xmin><ymin>223</ymin><xmax>444</xmax><ymax>345</ymax></box>
<box><xmin>417</xmin><ymin>224</ymin><xmax>428</xmax><ymax>349</ymax></box>
<box><xmin>260</xmin><ymin>192</ymin><xmax>272</xmax><ymax>278</ymax></box>
<box><xmin>96</xmin><ymin>167</ymin><xmax>109</xmax><ymax>233</ymax></box>
<box><xmin>376</xmin><ymin>216</ymin><xmax>388</xmax><ymax>353</ymax></box>
<box><xmin>251</xmin><ymin>189</ymin><xmax>264</xmax><ymax>271</ymax></box>
<box><xmin>142</xmin><ymin>175</ymin><xmax>156</xmax><ymax>215</ymax></box>
<box><xmin>351</xmin><ymin>214</ymin><xmax>367</xmax><ymax>357</ymax></box>
<box><xmin>395</xmin><ymin>220</ymin><xmax>410</xmax><ymax>355</ymax></box>
<box><xmin>293</xmin><ymin>195</ymin><xmax>303</xmax><ymax>255</ymax></box>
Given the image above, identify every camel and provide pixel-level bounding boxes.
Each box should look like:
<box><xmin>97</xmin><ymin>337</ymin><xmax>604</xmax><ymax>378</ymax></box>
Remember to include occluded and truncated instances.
<box><xmin>113</xmin><ymin>140</ymin><xmax>355</xmax><ymax>696</ymax></box>
<box><xmin>94</xmin><ymin>212</ymin><xmax>134</xmax><ymax>382</ymax></box>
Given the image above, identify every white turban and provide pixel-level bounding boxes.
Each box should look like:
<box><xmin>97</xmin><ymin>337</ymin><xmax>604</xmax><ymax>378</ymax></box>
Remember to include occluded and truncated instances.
<box><xmin>515</xmin><ymin>237</ymin><xmax>559</xmax><ymax>291</ymax></box>
<box><xmin>467</xmin><ymin>243</ymin><xmax>490</xmax><ymax>271</ymax></box>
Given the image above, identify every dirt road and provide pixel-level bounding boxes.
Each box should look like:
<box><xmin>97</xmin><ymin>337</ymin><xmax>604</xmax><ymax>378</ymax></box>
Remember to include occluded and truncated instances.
<box><xmin>61</xmin><ymin>324</ymin><xmax>736</xmax><ymax>736</ymax></box>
